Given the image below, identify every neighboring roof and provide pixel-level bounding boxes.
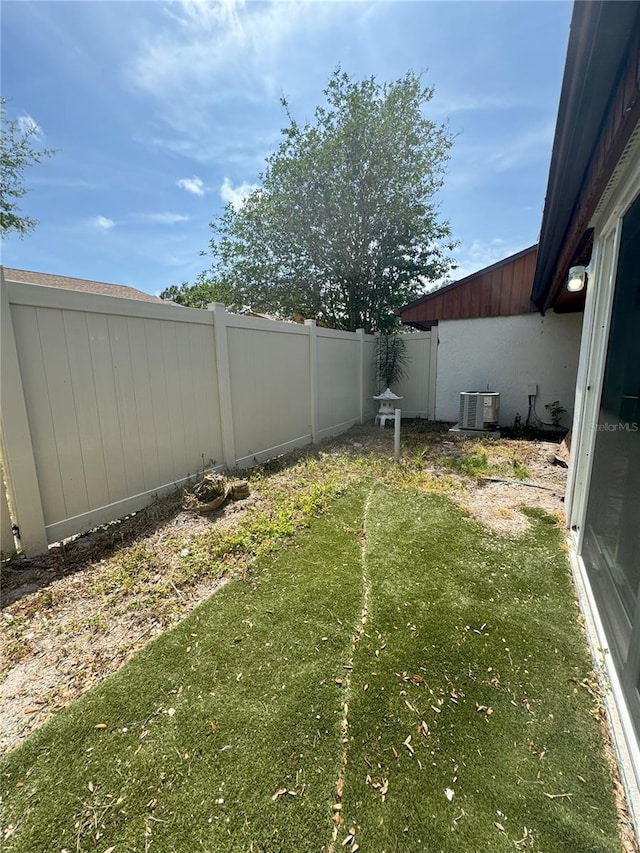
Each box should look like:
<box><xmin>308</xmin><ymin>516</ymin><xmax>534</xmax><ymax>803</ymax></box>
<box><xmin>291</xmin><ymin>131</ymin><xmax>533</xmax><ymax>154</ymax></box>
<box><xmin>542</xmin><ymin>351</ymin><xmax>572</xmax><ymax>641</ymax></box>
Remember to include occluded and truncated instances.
<box><xmin>531</xmin><ymin>1</ymin><xmax>640</xmax><ymax>311</ymax></box>
<box><xmin>399</xmin><ymin>245</ymin><xmax>538</xmax><ymax>330</ymax></box>
<box><xmin>2</xmin><ymin>267</ymin><xmax>162</xmax><ymax>303</ymax></box>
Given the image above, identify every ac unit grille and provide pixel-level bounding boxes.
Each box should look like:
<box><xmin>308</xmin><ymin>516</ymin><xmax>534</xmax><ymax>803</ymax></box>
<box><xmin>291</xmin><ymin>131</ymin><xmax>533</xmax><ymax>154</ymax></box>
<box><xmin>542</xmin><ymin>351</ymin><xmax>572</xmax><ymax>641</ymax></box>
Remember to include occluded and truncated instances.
<box><xmin>459</xmin><ymin>392</ymin><xmax>500</xmax><ymax>430</ymax></box>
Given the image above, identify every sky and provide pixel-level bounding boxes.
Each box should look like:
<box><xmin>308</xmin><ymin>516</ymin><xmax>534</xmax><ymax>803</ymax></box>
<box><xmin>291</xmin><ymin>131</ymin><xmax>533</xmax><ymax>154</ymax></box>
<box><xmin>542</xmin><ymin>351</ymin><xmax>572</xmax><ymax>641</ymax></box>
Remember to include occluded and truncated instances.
<box><xmin>1</xmin><ymin>0</ymin><xmax>573</xmax><ymax>297</ymax></box>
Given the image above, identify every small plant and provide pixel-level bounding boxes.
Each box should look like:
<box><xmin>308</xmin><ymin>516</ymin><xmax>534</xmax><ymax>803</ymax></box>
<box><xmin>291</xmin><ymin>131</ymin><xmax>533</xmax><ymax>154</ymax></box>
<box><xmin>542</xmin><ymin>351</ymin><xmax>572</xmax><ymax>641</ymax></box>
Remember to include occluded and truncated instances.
<box><xmin>544</xmin><ymin>400</ymin><xmax>566</xmax><ymax>428</ymax></box>
<box><xmin>512</xmin><ymin>461</ymin><xmax>530</xmax><ymax>480</ymax></box>
<box><xmin>376</xmin><ymin>333</ymin><xmax>409</xmax><ymax>391</ymax></box>
<box><xmin>442</xmin><ymin>452</ymin><xmax>489</xmax><ymax>478</ymax></box>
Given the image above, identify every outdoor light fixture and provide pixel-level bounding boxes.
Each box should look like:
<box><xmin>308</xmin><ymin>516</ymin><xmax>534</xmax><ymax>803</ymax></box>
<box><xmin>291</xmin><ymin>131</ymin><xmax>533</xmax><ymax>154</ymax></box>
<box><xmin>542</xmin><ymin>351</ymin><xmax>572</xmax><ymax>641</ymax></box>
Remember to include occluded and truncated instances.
<box><xmin>567</xmin><ymin>265</ymin><xmax>587</xmax><ymax>292</ymax></box>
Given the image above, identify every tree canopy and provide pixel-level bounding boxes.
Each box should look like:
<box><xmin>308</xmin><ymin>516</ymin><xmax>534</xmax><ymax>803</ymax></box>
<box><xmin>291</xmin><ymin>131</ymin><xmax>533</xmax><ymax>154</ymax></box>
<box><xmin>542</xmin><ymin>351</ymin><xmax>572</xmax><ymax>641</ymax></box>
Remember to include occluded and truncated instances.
<box><xmin>160</xmin><ymin>274</ymin><xmax>241</xmax><ymax>311</ymax></box>
<box><xmin>172</xmin><ymin>70</ymin><xmax>456</xmax><ymax>331</ymax></box>
<box><xmin>1</xmin><ymin>97</ymin><xmax>54</xmax><ymax>238</ymax></box>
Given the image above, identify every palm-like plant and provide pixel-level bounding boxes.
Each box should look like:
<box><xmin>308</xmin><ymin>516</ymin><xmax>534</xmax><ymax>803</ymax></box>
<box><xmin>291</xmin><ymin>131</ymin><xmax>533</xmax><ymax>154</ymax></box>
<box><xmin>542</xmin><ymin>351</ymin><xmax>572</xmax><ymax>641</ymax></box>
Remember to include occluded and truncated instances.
<box><xmin>376</xmin><ymin>333</ymin><xmax>409</xmax><ymax>391</ymax></box>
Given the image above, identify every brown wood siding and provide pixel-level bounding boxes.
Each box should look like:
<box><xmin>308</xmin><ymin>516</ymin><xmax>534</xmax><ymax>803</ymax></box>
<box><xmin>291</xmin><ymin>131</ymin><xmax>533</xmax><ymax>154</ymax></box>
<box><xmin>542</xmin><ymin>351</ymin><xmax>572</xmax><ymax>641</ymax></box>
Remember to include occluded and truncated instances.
<box><xmin>400</xmin><ymin>247</ymin><xmax>538</xmax><ymax>327</ymax></box>
<box><xmin>545</xmin><ymin>21</ymin><xmax>640</xmax><ymax>308</ymax></box>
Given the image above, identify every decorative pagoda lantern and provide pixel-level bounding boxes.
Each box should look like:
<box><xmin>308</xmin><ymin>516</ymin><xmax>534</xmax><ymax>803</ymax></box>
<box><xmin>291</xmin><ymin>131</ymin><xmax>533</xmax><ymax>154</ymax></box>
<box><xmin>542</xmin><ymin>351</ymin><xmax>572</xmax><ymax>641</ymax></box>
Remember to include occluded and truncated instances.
<box><xmin>373</xmin><ymin>388</ymin><xmax>403</xmax><ymax>427</ymax></box>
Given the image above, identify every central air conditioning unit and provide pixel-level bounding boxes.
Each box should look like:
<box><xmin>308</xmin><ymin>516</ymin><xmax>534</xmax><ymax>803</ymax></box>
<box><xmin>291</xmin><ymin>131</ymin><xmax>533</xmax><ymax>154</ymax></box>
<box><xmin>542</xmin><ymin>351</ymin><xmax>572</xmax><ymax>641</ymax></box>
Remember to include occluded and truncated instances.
<box><xmin>458</xmin><ymin>392</ymin><xmax>500</xmax><ymax>430</ymax></box>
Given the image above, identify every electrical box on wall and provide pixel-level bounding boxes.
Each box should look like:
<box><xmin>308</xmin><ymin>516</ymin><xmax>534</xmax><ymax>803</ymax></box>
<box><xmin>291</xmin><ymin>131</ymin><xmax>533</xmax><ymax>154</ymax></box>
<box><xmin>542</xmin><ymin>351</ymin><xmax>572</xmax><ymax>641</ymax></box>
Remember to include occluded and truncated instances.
<box><xmin>527</xmin><ymin>383</ymin><xmax>538</xmax><ymax>396</ymax></box>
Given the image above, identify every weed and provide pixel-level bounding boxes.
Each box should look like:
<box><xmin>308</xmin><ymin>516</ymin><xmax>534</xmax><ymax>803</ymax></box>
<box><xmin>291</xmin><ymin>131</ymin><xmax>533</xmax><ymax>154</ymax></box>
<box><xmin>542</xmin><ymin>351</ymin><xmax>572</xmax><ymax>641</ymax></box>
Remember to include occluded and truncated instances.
<box><xmin>442</xmin><ymin>452</ymin><xmax>489</xmax><ymax>478</ymax></box>
<box><xmin>89</xmin><ymin>544</ymin><xmax>160</xmax><ymax>598</ymax></box>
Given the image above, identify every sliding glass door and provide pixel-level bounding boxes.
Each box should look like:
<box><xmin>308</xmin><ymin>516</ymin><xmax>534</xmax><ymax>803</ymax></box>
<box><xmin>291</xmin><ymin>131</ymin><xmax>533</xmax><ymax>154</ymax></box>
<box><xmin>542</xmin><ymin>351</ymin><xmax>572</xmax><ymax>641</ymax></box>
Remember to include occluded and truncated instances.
<box><xmin>582</xmin><ymin>190</ymin><xmax>640</xmax><ymax>735</ymax></box>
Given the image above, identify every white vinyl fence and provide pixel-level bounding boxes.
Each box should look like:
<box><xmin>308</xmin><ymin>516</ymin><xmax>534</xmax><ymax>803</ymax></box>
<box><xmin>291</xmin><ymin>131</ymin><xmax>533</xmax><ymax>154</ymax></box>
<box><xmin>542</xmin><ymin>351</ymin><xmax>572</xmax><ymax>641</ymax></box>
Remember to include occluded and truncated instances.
<box><xmin>1</xmin><ymin>272</ymin><xmax>440</xmax><ymax>556</ymax></box>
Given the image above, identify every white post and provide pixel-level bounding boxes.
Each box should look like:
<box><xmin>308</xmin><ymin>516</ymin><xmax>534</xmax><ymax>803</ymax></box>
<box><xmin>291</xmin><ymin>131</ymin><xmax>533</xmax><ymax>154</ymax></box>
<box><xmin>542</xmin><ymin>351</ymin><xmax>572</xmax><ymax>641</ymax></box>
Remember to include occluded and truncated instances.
<box><xmin>0</xmin><ymin>271</ymin><xmax>48</xmax><ymax>554</ymax></box>
<box><xmin>211</xmin><ymin>303</ymin><xmax>237</xmax><ymax>470</ymax></box>
<box><xmin>356</xmin><ymin>328</ymin><xmax>365</xmax><ymax>424</ymax></box>
<box><xmin>394</xmin><ymin>408</ymin><xmax>401</xmax><ymax>462</ymax></box>
<box><xmin>306</xmin><ymin>319</ymin><xmax>318</xmax><ymax>443</ymax></box>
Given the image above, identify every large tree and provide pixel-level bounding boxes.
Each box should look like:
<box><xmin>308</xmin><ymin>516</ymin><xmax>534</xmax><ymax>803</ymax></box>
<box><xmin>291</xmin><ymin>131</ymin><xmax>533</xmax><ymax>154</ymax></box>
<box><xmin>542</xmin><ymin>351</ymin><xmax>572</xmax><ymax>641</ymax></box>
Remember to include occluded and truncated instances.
<box><xmin>199</xmin><ymin>70</ymin><xmax>455</xmax><ymax>332</ymax></box>
<box><xmin>1</xmin><ymin>97</ymin><xmax>54</xmax><ymax>238</ymax></box>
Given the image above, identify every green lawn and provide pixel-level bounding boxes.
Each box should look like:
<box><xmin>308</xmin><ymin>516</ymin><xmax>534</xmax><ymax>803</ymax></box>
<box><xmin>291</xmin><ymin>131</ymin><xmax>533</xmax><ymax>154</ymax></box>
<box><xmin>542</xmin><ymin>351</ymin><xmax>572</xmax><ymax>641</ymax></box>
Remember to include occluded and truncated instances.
<box><xmin>1</xmin><ymin>485</ymin><xmax>621</xmax><ymax>853</ymax></box>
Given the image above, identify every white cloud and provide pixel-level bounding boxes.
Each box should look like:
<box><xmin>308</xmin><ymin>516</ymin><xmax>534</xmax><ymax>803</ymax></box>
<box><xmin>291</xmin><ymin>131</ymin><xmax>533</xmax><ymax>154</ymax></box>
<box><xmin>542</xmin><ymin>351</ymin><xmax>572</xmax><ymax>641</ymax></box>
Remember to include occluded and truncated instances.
<box><xmin>127</xmin><ymin>0</ymin><xmax>362</xmax><ymax>164</ymax></box>
<box><xmin>177</xmin><ymin>176</ymin><xmax>205</xmax><ymax>196</ymax></box>
<box><xmin>138</xmin><ymin>212</ymin><xmax>190</xmax><ymax>224</ymax></box>
<box><xmin>17</xmin><ymin>114</ymin><xmax>42</xmax><ymax>136</ymax></box>
<box><xmin>488</xmin><ymin>122</ymin><xmax>555</xmax><ymax>172</ymax></box>
<box><xmin>131</xmin><ymin>0</ymin><xmax>306</xmax><ymax>102</ymax></box>
<box><xmin>430</xmin><ymin>93</ymin><xmax>524</xmax><ymax>119</ymax></box>
<box><xmin>92</xmin><ymin>215</ymin><xmax>115</xmax><ymax>230</ymax></box>
<box><xmin>220</xmin><ymin>177</ymin><xmax>258</xmax><ymax>211</ymax></box>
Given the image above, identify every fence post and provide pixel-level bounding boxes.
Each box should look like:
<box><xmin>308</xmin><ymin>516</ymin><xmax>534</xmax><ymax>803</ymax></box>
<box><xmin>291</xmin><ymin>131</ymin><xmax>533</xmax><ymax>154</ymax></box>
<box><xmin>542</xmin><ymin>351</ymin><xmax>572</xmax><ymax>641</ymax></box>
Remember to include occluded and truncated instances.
<box><xmin>211</xmin><ymin>303</ymin><xmax>237</xmax><ymax>470</ymax></box>
<box><xmin>357</xmin><ymin>328</ymin><xmax>366</xmax><ymax>424</ymax></box>
<box><xmin>0</xmin><ymin>270</ymin><xmax>48</xmax><ymax>555</ymax></box>
<box><xmin>305</xmin><ymin>319</ymin><xmax>318</xmax><ymax>442</ymax></box>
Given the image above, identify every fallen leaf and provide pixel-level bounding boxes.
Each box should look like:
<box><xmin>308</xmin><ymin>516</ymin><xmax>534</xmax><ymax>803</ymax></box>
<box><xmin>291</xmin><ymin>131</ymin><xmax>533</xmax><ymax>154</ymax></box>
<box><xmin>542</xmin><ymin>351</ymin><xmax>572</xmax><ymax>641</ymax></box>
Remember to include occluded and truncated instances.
<box><xmin>94</xmin><ymin>723</ymin><xmax>107</xmax><ymax>730</ymax></box>
<box><xmin>403</xmin><ymin>735</ymin><xmax>414</xmax><ymax>756</ymax></box>
<box><xmin>445</xmin><ymin>788</ymin><xmax>455</xmax><ymax>801</ymax></box>
<box><xmin>494</xmin><ymin>821</ymin><xmax>505</xmax><ymax>833</ymax></box>
<box><xmin>23</xmin><ymin>707</ymin><xmax>39</xmax><ymax>715</ymax></box>
<box><xmin>271</xmin><ymin>788</ymin><xmax>287</xmax><ymax>801</ymax></box>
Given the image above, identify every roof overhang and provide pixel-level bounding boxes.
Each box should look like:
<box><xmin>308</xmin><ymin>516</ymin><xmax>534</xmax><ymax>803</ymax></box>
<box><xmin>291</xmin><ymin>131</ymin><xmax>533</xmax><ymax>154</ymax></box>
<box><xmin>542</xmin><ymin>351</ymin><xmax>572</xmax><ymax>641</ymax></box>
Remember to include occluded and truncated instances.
<box><xmin>531</xmin><ymin>1</ymin><xmax>640</xmax><ymax>312</ymax></box>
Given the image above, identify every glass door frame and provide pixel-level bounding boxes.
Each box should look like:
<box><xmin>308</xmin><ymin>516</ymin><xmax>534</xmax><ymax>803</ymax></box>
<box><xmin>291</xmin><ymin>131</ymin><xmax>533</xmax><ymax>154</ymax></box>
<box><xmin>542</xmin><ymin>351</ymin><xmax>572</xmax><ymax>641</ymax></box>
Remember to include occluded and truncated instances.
<box><xmin>565</xmin><ymin>126</ymin><xmax>640</xmax><ymax>800</ymax></box>
<box><xmin>568</xmin><ymin>135</ymin><xmax>640</xmax><ymax>546</ymax></box>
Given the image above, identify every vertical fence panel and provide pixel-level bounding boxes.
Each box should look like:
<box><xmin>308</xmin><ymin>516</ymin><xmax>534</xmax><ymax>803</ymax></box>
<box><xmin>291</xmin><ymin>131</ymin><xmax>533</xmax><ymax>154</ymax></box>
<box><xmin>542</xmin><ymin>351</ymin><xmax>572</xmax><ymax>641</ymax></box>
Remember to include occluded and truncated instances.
<box><xmin>396</xmin><ymin>332</ymin><xmax>435</xmax><ymax>418</ymax></box>
<box><xmin>226</xmin><ymin>316</ymin><xmax>311</xmax><ymax>467</ymax></box>
<box><xmin>62</xmin><ymin>310</ymin><xmax>112</xmax><ymax>510</ymax></box>
<box><xmin>316</xmin><ymin>329</ymin><xmax>360</xmax><ymax>437</ymax></box>
<box><xmin>0</xmin><ymin>274</ymin><xmax>48</xmax><ymax>554</ymax></box>
<box><xmin>362</xmin><ymin>337</ymin><xmax>378</xmax><ymax>419</ymax></box>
